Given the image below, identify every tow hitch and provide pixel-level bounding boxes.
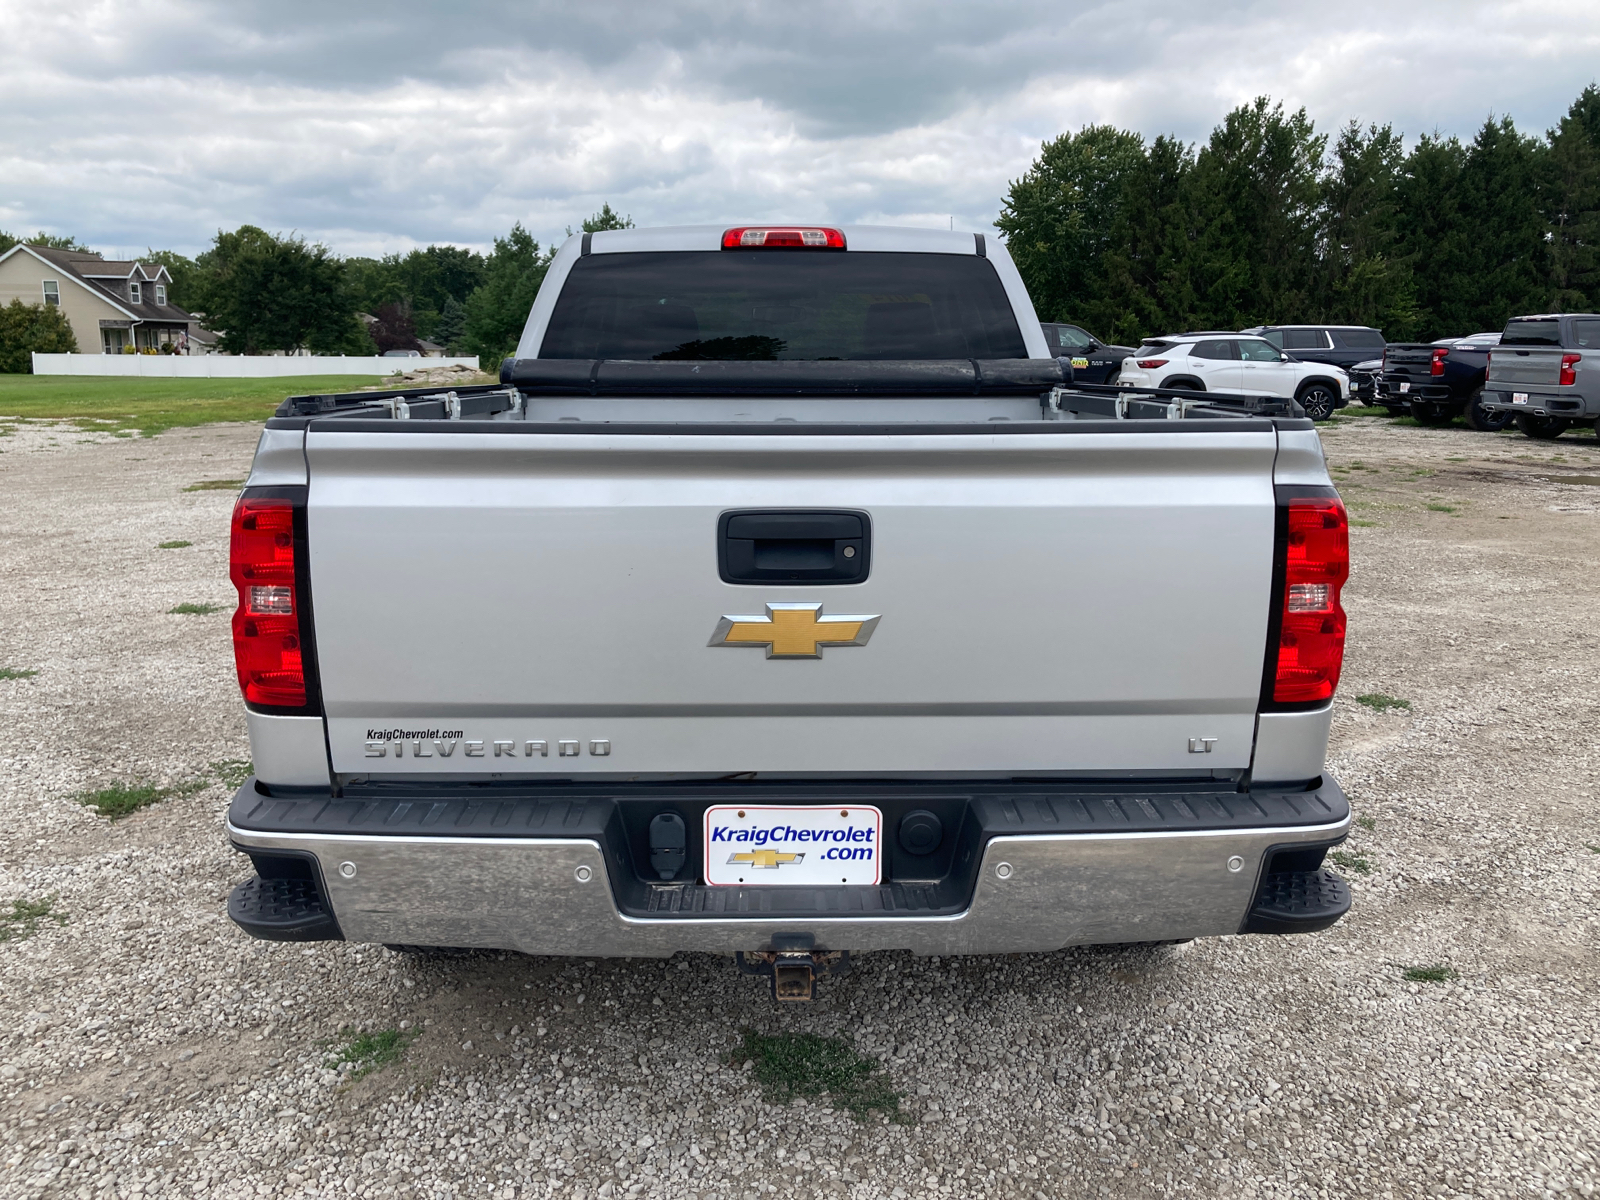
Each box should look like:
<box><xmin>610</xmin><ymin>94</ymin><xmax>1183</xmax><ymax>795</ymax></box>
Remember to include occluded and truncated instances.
<box><xmin>736</xmin><ymin>939</ymin><xmax>851</xmax><ymax>1002</ymax></box>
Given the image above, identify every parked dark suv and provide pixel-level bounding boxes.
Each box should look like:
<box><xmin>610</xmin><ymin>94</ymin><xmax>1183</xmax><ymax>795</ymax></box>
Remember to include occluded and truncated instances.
<box><xmin>1243</xmin><ymin>325</ymin><xmax>1386</xmax><ymax>417</ymax></box>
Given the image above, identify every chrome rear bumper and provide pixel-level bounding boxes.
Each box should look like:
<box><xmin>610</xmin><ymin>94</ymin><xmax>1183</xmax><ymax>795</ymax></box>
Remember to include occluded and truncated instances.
<box><xmin>227</xmin><ymin>816</ymin><xmax>1350</xmax><ymax>956</ymax></box>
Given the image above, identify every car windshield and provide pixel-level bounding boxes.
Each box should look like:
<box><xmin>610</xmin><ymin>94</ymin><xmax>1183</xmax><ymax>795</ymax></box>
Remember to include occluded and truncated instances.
<box><xmin>1501</xmin><ymin>319</ymin><xmax>1562</xmax><ymax>346</ymax></box>
<box><xmin>539</xmin><ymin>251</ymin><xmax>1029</xmax><ymax>360</ymax></box>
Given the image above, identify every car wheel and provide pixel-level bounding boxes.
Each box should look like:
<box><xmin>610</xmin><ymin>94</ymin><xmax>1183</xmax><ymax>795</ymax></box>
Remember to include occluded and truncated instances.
<box><xmin>1410</xmin><ymin>404</ymin><xmax>1455</xmax><ymax>426</ymax></box>
<box><xmin>1296</xmin><ymin>384</ymin><xmax>1338</xmax><ymax>422</ymax></box>
<box><xmin>1462</xmin><ymin>388</ymin><xmax>1513</xmax><ymax>432</ymax></box>
<box><xmin>1516</xmin><ymin>413</ymin><xmax>1570</xmax><ymax>440</ymax></box>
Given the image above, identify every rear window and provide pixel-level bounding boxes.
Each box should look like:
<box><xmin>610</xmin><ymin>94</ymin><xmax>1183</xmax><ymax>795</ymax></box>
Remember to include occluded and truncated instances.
<box><xmin>539</xmin><ymin>251</ymin><xmax>1028</xmax><ymax>360</ymax></box>
<box><xmin>1333</xmin><ymin>328</ymin><xmax>1385</xmax><ymax>349</ymax></box>
<box><xmin>1280</xmin><ymin>329</ymin><xmax>1330</xmax><ymax>350</ymax></box>
<box><xmin>1573</xmin><ymin>318</ymin><xmax>1600</xmax><ymax>349</ymax></box>
<box><xmin>1501</xmin><ymin>319</ymin><xmax>1562</xmax><ymax>346</ymax></box>
<box><xmin>1137</xmin><ymin>340</ymin><xmax>1174</xmax><ymax>354</ymax></box>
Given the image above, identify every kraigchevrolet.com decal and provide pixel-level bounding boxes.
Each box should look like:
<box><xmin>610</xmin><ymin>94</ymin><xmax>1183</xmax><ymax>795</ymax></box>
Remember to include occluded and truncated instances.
<box><xmin>703</xmin><ymin>804</ymin><xmax>882</xmax><ymax>886</ymax></box>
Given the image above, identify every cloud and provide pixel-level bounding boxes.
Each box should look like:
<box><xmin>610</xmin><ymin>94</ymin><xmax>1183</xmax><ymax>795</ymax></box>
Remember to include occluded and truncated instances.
<box><xmin>1</xmin><ymin>0</ymin><xmax>1597</xmax><ymax>257</ymax></box>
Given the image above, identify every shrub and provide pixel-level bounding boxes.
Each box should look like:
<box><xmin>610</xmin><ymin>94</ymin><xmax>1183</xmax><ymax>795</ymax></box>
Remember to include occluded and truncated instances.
<box><xmin>0</xmin><ymin>299</ymin><xmax>78</xmax><ymax>372</ymax></box>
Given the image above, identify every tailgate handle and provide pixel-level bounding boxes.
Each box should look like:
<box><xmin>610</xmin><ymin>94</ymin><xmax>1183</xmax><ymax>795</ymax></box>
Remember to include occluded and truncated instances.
<box><xmin>718</xmin><ymin>510</ymin><xmax>870</xmax><ymax>584</ymax></box>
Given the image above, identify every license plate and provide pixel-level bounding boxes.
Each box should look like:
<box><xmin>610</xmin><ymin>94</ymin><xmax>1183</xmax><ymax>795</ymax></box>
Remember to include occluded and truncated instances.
<box><xmin>1398</xmin><ymin>381</ymin><xmax>1410</xmax><ymax>393</ymax></box>
<box><xmin>1512</xmin><ymin>392</ymin><xmax>1528</xmax><ymax>405</ymax></box>
<box><xmin>703</xmin><ymin>804</ymin><xmax>883</xmax><ymax>886</ymax></box>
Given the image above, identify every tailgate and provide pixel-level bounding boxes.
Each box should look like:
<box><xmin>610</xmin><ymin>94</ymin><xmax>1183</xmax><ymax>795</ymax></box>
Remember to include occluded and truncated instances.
<box><xmin>305</xmin><ymin>427</ymin><xmax>1280</xmax><ymax>776</ymax></box>
<box><xmin>1489</xmin><ymin>348</ymin><xmax>1562</xmax><ymax>387</ymax></box>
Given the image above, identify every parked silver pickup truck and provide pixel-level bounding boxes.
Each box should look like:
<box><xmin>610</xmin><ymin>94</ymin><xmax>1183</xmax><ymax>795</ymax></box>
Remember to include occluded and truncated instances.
<box><xmin>1481</xmin><ymin>313</ymin><xmax>1600</xmax><ymax>438</ymax></box>
<box><xmin>225</xmin><ymin>225</ymin><xmax>1353</xmax><ymax>999</ymax></box>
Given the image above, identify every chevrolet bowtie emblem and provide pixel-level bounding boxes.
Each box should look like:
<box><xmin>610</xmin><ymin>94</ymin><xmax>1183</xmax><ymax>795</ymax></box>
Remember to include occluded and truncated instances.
<box><xmin>728</xmin><ymin>850</ymin><xmax>803</xmax><ymax>868</ymax></box>
<box><xmin>708</xmin><ymin>603</ymin><xmax>881</xmax><ymax>658</ymax></box>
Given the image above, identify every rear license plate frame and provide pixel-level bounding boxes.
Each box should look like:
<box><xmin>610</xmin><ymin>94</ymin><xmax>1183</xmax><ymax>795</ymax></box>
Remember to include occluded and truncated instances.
<box><xmin>703</xmin><ymin>804</ymin><xmax>884</xmax><ymax>887</ymax></box>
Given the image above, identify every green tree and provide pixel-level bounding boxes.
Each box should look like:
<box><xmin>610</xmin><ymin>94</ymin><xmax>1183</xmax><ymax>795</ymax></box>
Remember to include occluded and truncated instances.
<box><xmin>996</xmin><ymin>125</ymin><xmax>1149</xmax><ymax>332</ymax></box>
<box><xmin>434</xmin><ymin>294</ymin><xmax>468</xmax><ymax>354</ymax></box>
<box><xmin>462</xmin><ymin>223</ymin><xmax>552</xmax><ymax>365</ymax></box>
<box><xmin>189</xmin><ymin>225</ymin><xmax>372</xmax><ymax>355</ymax></box>
<box><xmin>1097</xmin><ymin>134</ymin><xmax>1200</xmax><ymax>342</ymax></box>
<box><xmin>1181</xmin><ymin>98</ymin><xmax>1326</xmax><ymax>329</ymax></box>
<box><xmin>0</xmin><ymin>299</ymin><xmax>79</xmax><ymax>372</ymax></box>
<box><xmin>0</xmin><ymin>230</ymin><xmax>15</xmax><ymax>255</ymax></box>
<box><xmin>1319</xmin><ymin>122</ymin><xmax>1418</xmax><ymax>337</ymax></box>
<box><xmin>1546</xmin><ymin>85</ymin><xmax>1600</xmax><ymax>310</ymax></box>
<box><xmin>346</xmin><ymin>244</ymin><xmax>487</xmax><ymax>340</ymax></box>
<box><xmin>1455</xmin><ymin>116</ymin><xmax>1550</xmax><ymax>331</ymax></box>
<box><xmin>581</xmin><ymin>203</ymin><xmax>634</xmax><ymax>233</ymax></box>
<box><xmin>1395</xmin><ymin>134</ymin><xmax>1471</xmax><ymax>339</ymax></box>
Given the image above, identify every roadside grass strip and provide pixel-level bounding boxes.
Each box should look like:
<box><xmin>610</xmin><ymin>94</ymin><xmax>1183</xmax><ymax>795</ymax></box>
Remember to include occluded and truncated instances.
<box><xmin>0</xmin><ymin>374</ymin><xmax>385</xmax><ymax>437</ymax></box>
<box><xmin>732</xmin><ymin>1030</ymin><xmax>905</xmax><ymax>1122</ymax></box>
<box><xmin>0</xmin><ymin>667</ymin><xmax>40</xmax><ymax>681</ymax></box>
<box><xmin>157</xmin><ymin>540</ymin><xmax>193</xmax><ymax>549</ymax></box>
<box><xmin>169</xmin><ymin>602</ymin><xmax>223</xmax><ymax>615</ymax></box>
<box><xmin>182</xmin><ymin>480</ymin><xmax>244</xmax><ymax>492</ymax></box>
<box><xmin>326</xmin><ymin>1028</ymin><xmax>415</xmax><ymax>1079</ymax></box>
<box><xmin>1356</xmin><ymin>693</ymin><xmax>1411</xmax><ymax>712</ymax></box>
<box><xmin>1403</xmin><ymin>966</ymin><xmax>1459</xmax><ymax>983</ymax></box>
<box><xmin>0</xmin><ymin>896</ymin><xmax>67</xmax><ymax>943</ymax></box>
<box><xmin>1329</xmin><ymin>850</ymin><xmax>1373</xmax><ymax>876</ymax></box>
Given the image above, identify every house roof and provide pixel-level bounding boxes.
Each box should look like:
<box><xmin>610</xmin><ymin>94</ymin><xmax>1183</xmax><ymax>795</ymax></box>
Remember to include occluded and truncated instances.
<box><xmin>21</xmin><ymin>245</ymin><xmax>194</xmax><ymax>324</ymax></box>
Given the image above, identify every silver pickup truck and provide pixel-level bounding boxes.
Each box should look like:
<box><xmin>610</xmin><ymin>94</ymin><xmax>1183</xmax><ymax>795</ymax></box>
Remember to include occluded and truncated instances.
<box><xmin>1481</xmin><ymin>313</ymin><xmax>1600</xmax><ymax>438</ymax></box>
<box><xmin>224</xmin><ymin>225</ymin><xmax>1353</xmax><ymax>999</ymax></box>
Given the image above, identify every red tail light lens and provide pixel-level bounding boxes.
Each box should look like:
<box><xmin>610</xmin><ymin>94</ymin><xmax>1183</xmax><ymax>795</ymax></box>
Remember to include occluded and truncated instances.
<box><xmin>721</xmin><ymin>226</ymin><xmax>846</xmax><ymax>249</ymax></box>
<box><xmin>1271</xmin><ymin>495</ymin><xmax>1349</xmax><ymax>705</ymax></box>
<box><xmin>1136</xmin><ymin>358</ymin><xmax>1168</xmax><ymax>369</ymax></box>
<box><xmin>230</xmin><ymin>494</ymin><xmax>308</xmax><ymax>708</ymax></box>
<box><xmin>1430</xmin><ymin>347</ymin><xmax>1448</xmax><ymax>376</ymax></box>
<box><xmin>1560</xmin><ymin>353</ymin><xmax>1580</xmax><ymax>386</ymax></box>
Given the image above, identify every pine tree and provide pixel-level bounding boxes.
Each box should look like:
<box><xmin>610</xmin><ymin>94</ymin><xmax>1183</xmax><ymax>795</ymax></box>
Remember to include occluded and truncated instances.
<box><xmin>1181</xmin><ymin>98</ymin><xmax>1325</xmax><ymax>329</ymax></box>
<box><xmin>1395</xmin><ymin>135</ymin><xmax>1470</xmax><ymax>339</ymax></box>
<box><xmin>434</xmin><ymin>295</ymin><xmax>468</xmax><ymax>355</ymax></box>
<box><xmin>1546</xmin><ymin>85</ymin><xmax>1600</xmax><ymax>310</ymax></box>
<box><xmin>1319</xmin><ymin>122</ymin><xmax>1418</xmax><ymax>338</ymax></box>
<box><xmin>462</xmin><ymin>224</ymin><xmax>553</xmax><ymax>366</ymax></box>
<box><xmin>1456</xmin><ymin>116</ymin><xmax>1550</xmax><ymax>331</ymax></box>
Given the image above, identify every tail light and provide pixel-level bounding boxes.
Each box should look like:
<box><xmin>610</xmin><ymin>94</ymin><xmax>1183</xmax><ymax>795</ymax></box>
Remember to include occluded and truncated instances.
<box><xmin>1136</xmin><ymin>358</ymin><xmax>1168</xmax><ymax>369</ymax></box>
<box><xmin>1381</xmin><ymin>348</ymin><xmax>1388</xmax><ymax>370</ymax></box>
<box><xmin>1430</xmin><ymin>347</ymin><xmax>1449</xmax><ymax>376</ymax></box>
<box><xmin>230</xmin><ymin>489</ymin><xmax>319</xmax><ymax>712</ymax></box>
<box><xmin>1265</xmin><ymin>492</ymin><xmax>1349</xmax><ymax>706</ymax></box>
<box><xmin>1560</xmin><ymin>353</ymin><xmax>1580</xmax><ymax>386</ymax></box>
<box><xmin>722</xmin><ymin>226</ymin><xmax>845</xmax><ymax>249</ymax></box>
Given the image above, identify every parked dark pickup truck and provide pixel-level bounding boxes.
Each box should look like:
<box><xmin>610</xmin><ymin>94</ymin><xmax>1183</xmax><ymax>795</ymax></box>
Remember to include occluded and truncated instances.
<box><xmin>1376</xmin><ymin>334</ymin><xmax>1509</xmax><ymax>430</ymax></box>
<box><xmin>1040</xmin><ymin>322</ymin><xmax>1135</xmax><ymax>384</ymax></box>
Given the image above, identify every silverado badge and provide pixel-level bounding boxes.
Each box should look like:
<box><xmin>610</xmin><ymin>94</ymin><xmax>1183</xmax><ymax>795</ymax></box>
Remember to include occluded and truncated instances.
<box><xmin>709</xmin><ymin>602</ymin><xmax>880</xmax><ymax>658</ymax></box>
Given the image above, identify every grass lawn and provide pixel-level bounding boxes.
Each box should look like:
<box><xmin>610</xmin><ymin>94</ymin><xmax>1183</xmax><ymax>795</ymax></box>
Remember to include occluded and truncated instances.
<box><xmin>0</xmin><ymin>374</ymin><xmax>386</xmax><ymax>437</ymax></box>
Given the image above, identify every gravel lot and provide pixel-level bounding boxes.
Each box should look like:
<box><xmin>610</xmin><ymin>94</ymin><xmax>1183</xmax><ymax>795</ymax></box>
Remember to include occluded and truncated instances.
<box><xmin>1</xmin><ymin>411</ymin><xmax>1597</xmax><ymax>1200</ymax></box>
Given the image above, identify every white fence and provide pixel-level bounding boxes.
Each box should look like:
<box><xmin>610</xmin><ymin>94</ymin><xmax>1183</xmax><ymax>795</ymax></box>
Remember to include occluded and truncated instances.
<box><xmin>30</xmin><ymin>354</ymin><xmax>481</xmax><ymax>378</ymax></box>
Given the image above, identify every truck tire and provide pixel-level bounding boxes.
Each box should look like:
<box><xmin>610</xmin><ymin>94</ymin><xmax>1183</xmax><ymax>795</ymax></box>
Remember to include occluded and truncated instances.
<box><xmin>1295</xmin><ymin>383</ymin><xmax>1338</xmax><ymax>422</ymax></box>
<box><xmin>1462</xmin><ymin>388</ymin><xmax>1512</xmax><ymax>432</ymax></box>
<box><xmin>1410</xmin><ymin>404</ymin><xmax>1455</xmax><ymax>426</ymax></box>
<box><xmin>1516</xmin><ymin>413</ymin><xmax>1570</xmax><ymax>440</ymax></box>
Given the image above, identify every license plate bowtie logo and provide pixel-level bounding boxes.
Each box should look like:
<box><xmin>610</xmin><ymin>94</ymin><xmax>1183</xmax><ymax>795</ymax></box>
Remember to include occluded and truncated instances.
<box><xmin>709</xmin><ymin>603</ymin><xmax>880</xmax><ymax>658</ymax></box>
<box><xmin>728</xmin><ymin>850</ymin><xmax>803</xmax><ymax>868</ymax></box>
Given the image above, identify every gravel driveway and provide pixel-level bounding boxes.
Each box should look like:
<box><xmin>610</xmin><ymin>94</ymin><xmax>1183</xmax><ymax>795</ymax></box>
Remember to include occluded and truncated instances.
<box><xmin>1</xmin><ymin>413</ymin><xmax>1596</xmax><ymax>1200</ymax></box>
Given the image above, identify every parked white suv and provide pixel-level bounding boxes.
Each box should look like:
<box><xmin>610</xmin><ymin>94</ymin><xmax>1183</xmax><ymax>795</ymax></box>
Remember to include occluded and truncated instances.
<box><xmin>1118</xmin><ymin>333</ymin><xmax>1350</xmax><ymax>420</ymax></box>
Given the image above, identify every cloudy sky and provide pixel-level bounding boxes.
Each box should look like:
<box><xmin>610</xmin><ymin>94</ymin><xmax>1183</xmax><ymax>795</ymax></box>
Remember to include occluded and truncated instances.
<box><xmin>3</xmin><ymin>0</ymin><xmax>1598</xmax><ymax>259</ymax></box>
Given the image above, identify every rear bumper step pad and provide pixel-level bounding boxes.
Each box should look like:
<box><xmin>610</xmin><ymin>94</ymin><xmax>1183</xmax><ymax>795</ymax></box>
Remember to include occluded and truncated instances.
<box><xmin>228</xmin><ymin>876</ymin><xmax>342</xmax><ymax>943</ymax></box>
<box><xmin>1243</xmin><ymin>869</ymin><xmax>1351</xmax><ymax>935</ymax></box>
